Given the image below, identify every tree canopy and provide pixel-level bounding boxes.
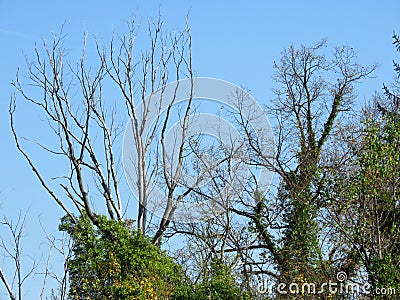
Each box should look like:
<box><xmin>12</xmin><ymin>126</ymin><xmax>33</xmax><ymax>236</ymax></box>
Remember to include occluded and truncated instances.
<box><xmin>3</xmin><ymin>16</ymin><xmax>400</xmax><ymax>300</ymax></box>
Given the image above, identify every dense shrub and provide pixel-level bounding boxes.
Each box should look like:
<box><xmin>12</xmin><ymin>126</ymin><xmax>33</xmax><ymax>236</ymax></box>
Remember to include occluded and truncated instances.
<box><xmin>60</xmin><ymin>215</ymin><xmax>185</xmax><ymax>299</ymax></box>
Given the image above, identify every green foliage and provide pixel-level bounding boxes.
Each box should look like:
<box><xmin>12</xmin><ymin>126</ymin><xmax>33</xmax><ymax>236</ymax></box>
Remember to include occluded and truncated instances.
<box><xmin>346</xmin><ymin>108</ymin><xmax>400</xmax><ymax>293</ymax></box>
<box><xmin>277</xmin><ymin>177</ymin><xmax>324</xmax><ymax>289</ymax></box>
<box><xmin>59</xmin><ymin>215</ymin><xmax>185</xmax><ymax>299</ymax></box>
<box><xmin>325</xmin><ymin>34</ymin><xmax>400</xmax><ymax>299</ymax></box>
<box><xmin>173</xmin><ymin>258</ymin><xmax>251</xmax><ymax>300</ymax></box>
<box><xmin>60</xmin><ymin>216</ymin><xmax>252</xmax><ymax>300</ymax></box>
<box><xmin>370</xmin><ymin>253</ymin><xmax>400</xmax><ymax>292</ymax></box>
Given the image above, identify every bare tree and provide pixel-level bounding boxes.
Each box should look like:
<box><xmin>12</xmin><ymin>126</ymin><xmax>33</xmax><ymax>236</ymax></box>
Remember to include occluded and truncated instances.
<box><xmin>10</xmin><ymin>27</ymin><xmax>116</xmax><ymax>226</ymax></box>
<box><xmin>10</xmin><ymin>16</ymin><xmax>196</xmax><ymax>239</ymax></box>
<box><xmin>103</xmin><ymin>17</ymin><xmax>200</xmax><ymax>240</ymax></box>
<box><xmin>38</xmin><ymin>224</ymin><xmax>73</xmax><ymax>300</ymax></box>
<box><xmin>0</xmin><ymin>213</ymin><xmax>37</xmax><ymax>300</ymax></box>
<box><xmin>0</xmin><ymin>267</ymin><xmax>15</xmax><ymax>300</ymax></box>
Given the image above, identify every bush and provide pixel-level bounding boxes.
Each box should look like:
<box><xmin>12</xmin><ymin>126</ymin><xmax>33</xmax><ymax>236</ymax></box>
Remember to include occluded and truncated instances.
<box><xmin>60</xmin><ymin>215</ymin><xmax>185</xmax><ymax>299</ymax></box>
<box><xmin>172</xmin><ymin>258</ymin><xmax>252</xmax><ymax>300</ymax></box>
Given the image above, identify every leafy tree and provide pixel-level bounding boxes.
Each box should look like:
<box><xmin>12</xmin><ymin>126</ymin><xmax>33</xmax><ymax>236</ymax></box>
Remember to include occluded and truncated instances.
<box><xmin>359</xmin><ymin>109</ymin><xmax>400</xmax><ymax>296</ymax></box>
<box><xmin>193</xmin><ymin>259</ymin><xmax>251</xmax><ymax>300</ymax></box>
<box><xmin>59</xmin><ymin>215</ymin><xmax>186</xmax><ymax>299</ymax></box>
<box><xmin>330</xmin><ymin>102</ymin><xmax>400</xmax><ymax>299</ymax></box>
<box><xmin>60</xmin><ymin>215</ymin><xmax>252</xmax><ymax>300</ymax></box>
<box><xmin>360</xmin><ymin>34</ymin><xmax>400</xmax><ymax>298</ymax></box>
<box><xmin>173</xmin><ymin>258</ymin><xmax>251</xmax><ymax>300</ymax></box>
<box><xmin>326</xmin><ymin>34</ymin><xmax>400</xmax><ymax>299</ymax></box>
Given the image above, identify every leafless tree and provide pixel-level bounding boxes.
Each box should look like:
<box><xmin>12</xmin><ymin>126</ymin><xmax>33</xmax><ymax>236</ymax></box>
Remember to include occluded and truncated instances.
<box><xmin>10</xmin><ymin>27</ymin><xmax>117</xmax><ymax>227</ymax></box>
<box><xmin>38</xmin><ymin>224</ymin><xmax>72</xmax><ymax>300</ymax></box>
<box><xmin>105</xmin><ymin>17</ymin><xmax>196</xmax><ymax>237</ymax></box>
<box><xmin>0</xmin><ymin>267</ymin><xmax>15</xmax><ymax>300</ymax></box>
<box><xmin>10</xmin><ymin>16</ymin><xmax>198</xmax><ymax>240</ymax></box>
<box><xmin>0</xmin><ymin>213</ymin><xmax>37</xmax><ymax>300</ymax></box>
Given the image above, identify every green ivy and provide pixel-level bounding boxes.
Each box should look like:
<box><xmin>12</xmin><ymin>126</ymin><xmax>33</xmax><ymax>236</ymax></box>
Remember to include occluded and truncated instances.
<box><xmin>60</xmin><ymin>215</ymin><xmax>186</xmax><ymax>299</ymax></box>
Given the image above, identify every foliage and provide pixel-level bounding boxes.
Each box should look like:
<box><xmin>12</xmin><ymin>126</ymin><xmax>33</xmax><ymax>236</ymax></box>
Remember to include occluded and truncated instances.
<box><xmin>370</xmin><ymin>253</ymin><xmax>400</xmax><ymax>294</ymax></box>
<box><xmin>354</xmin><ymin>34</ymin><xmax>400</xmax><ymax>296</ymax></box>
<box><xmin>327</xmin><ymin>33</ymin><xmax>400</xmax><ymax>299</ymax></box>
<box><xmin>59</xmin><ymin>215</ymin><xmax>186</xmax><ymax>299</ymax></box>
<box><xmin>173</xmin><ymin>258</ymin><xmax>252</xmax><ymax>300</ymax></box>
<box><xmin>357</xmin><ymin>109</ymin><xmax>400</xmax><ymax>297</ymax></box>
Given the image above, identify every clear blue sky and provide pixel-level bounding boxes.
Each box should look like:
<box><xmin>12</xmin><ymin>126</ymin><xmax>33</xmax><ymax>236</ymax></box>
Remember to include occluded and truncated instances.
<box><xmin>0</xmin><ymin>0</ymin><xmax>399</xmax><ymax>297</ymax></box>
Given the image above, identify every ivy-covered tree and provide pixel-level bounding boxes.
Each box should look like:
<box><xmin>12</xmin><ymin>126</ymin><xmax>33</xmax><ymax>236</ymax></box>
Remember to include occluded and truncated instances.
<box><xmin>59</xmin><ymin>215</ymin><xmax>186</xmax><ymax>299</ymax></box>
<box><xmin>169</xmin><ymin>41</ymin><xmax>376</xmax><ymax>299</ymax></box>
<box><xmin>228</xmin><ymin>41</ymin><xmax>375</xmax><ymax>298</ymax></box>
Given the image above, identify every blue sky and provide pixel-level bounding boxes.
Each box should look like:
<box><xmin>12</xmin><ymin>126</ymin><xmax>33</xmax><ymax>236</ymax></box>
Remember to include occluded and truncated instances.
<box><xmin>0</xmin><ymin>0</ymin><xmax>399</xmax><ymax>297</ymax></box>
